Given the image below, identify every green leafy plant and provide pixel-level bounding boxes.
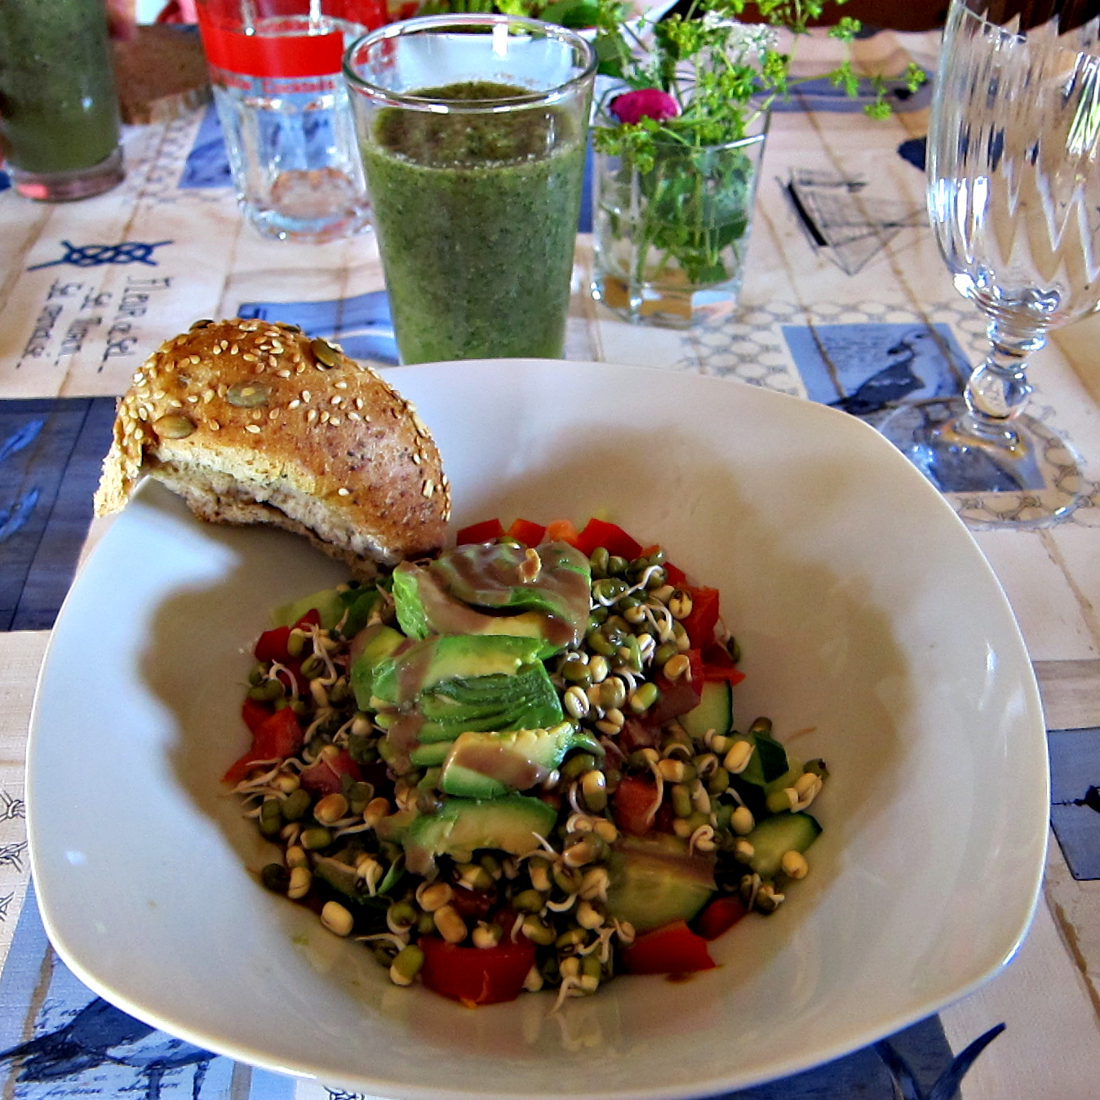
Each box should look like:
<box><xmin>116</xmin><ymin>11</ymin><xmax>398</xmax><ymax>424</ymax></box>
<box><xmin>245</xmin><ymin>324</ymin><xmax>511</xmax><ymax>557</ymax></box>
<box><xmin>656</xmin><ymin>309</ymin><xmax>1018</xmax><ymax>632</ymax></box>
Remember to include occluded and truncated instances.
<box><xmin>592</xmin><ymin>0</ymin><xmax>926</xmax><ymax>289</ymax></box>
<box><xmin>413</xmin><ymin>0</ymin><xmax>600</xmax><ymax>25</ymax></box>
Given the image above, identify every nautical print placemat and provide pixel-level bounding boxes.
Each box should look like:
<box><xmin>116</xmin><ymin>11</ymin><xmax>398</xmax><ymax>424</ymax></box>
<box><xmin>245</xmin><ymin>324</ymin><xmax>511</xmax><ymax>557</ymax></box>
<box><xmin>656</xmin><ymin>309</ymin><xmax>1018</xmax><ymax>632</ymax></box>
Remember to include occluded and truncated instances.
<box><xmin>0</xmin><ymin>881</ymin><xmax>1001</xmax><ymax>1100</ymax></box>
<box><xmin>1049</xmin><ymin>727</ymin><xmax>1100</xmax><ymax>882</ymax></box>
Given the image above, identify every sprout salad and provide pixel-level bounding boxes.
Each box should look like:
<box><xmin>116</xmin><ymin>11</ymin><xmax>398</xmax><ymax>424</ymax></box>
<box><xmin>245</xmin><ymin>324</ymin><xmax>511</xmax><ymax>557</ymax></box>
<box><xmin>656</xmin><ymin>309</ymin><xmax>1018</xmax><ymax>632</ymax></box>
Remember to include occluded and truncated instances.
<box><xmin>228</xmin><ymin>517</ymin><xmax>827</xmax><ymax>1006</ymax></box>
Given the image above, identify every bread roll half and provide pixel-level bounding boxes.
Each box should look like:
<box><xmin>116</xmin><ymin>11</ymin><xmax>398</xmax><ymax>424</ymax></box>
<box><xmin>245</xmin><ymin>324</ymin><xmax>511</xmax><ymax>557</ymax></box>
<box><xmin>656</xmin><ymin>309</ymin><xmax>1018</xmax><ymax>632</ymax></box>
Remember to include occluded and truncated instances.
<box><xmin>94</xmin><ymin>318</ymin><xmax>450</xmax><ymax>575</ymax></box>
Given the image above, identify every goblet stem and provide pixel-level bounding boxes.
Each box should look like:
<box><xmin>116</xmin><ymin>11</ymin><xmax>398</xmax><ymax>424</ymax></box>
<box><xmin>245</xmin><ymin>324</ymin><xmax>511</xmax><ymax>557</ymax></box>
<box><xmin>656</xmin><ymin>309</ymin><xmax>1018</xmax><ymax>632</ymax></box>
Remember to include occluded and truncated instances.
<box><xmin>958</xmin><ymin>316</ymin><xmax>1046</xmax><ymax>453</ymax></box>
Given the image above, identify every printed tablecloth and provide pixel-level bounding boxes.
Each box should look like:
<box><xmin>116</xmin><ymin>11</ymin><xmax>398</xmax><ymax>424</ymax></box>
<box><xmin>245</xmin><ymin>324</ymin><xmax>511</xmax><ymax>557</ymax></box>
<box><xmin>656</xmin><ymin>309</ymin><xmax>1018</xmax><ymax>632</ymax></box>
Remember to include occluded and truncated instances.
<box><xmin>1</xmin><ymin>26</ymin><xmax>1099</xmax><ymax>1100</ymax></box>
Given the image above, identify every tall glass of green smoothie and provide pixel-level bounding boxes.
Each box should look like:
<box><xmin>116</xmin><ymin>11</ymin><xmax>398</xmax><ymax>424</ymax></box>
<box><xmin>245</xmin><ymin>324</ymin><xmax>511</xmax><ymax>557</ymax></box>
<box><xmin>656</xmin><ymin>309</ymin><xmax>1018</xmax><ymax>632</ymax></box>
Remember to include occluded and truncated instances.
<box><xmin>0</xmin><ymin>0</ymin><xmax>124</xmax><ymax>202</ymax></box>
<box><xmin>343</xmin><ymin>15</ymin><xmax>595</xmax><ymax>364</ymax></box>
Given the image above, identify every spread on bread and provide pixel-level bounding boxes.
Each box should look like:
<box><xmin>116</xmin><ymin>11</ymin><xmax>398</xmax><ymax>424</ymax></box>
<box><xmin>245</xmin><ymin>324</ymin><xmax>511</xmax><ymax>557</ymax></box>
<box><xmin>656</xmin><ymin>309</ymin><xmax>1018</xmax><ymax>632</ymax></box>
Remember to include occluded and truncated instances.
<box><xmin>94</xmin><ymin>318</ymin><xmax>450</xmax><ymax>575</ymax></box>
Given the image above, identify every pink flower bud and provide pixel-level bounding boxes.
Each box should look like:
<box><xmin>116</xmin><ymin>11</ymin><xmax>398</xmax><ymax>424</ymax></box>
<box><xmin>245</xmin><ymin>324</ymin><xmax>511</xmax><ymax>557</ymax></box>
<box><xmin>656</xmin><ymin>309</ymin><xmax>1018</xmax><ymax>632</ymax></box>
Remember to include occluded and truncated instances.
<box><xmin>609</xmin><ymin>88</ymin><xmax>681</xmax><ymax>126</ymax></box>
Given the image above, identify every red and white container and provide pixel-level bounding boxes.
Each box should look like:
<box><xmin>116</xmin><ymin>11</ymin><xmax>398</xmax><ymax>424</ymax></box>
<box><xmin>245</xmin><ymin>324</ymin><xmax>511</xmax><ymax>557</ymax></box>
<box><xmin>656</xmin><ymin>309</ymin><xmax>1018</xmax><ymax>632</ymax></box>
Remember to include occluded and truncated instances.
<box><xmin>196</xmin><ymin>0</ymin><xmax>386</xmax><ymax>241</ymax></box>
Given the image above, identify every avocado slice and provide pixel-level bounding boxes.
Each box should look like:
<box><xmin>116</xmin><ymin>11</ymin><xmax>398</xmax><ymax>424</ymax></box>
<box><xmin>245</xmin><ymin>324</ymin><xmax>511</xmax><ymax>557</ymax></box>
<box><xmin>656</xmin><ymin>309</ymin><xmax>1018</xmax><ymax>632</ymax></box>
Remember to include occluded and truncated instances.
<box><xmin>372</xmin><ymin>635</ymin><xmax>565</xmax><ymax>749</ymax></box>
<box><xmin>413</xmin><ymin>664</ymin><xmax>564</xmax><ymax>743</ymax></box>
<box><xmin>402</xmin><ymin>794</ymin><xmax>557</xmax><ymax>875</ymax></box>
<box><xmin>372</xmin><ymin>634</ymin><xmax>548</xmax><ymax>705</ymax></box>
<box><xmin>392</xmin><ymin>540</ymin><xmax>591</xmax><ymax>653</ymax></box>
<box><xmin>439</xmin><ymin>721</ymin><xmax>604</xmax><ymax>798</ymax></box>
<box><xmin>273</xmin><ymin>584</ymin><xmax>379</xmax><ymax>635</ymax></box>
<box><xmin>605</xmin><ymin>834</ymin><xmax>716</xmax><ymax>934</ymax></box>
<box><xmin>350</xmin><ymin>623</ymin><xmax>407</xmax><ymax>708</ymax></box>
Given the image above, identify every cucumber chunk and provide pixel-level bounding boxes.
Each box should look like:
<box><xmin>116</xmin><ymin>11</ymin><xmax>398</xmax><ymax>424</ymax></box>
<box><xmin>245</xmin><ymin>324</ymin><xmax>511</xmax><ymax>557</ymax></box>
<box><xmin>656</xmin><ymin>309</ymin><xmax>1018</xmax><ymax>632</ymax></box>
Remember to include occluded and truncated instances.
<box><xmin>605</xmin><ymin>835</ymin><xmax>716</xmax><ymax>934</ymax></box>
<box><xmin>746</xmin><ymin>812</ymin><xmax>822</xmax><ymax>879</ymax></box>
<box><xmin>679</xmin><ymin>679</ymin><xmax>733</xmax><ymax>740</ymax></box>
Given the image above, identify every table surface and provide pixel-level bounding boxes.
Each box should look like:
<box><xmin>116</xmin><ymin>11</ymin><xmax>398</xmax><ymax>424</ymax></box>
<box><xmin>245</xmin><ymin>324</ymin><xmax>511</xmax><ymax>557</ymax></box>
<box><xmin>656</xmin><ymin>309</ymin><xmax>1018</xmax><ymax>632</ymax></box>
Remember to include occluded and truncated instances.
<box><xmin>1</xmin><ymin>25</ymin><xmax>1099</xmax><ymax>1100</ymax></box>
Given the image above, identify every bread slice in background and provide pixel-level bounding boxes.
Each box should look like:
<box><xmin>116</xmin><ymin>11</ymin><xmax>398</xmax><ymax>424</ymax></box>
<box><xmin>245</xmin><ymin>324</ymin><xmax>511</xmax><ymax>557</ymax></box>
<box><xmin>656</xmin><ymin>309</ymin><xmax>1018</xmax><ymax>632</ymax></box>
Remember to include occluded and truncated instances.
<box><xmin>95</xmin><ymin>318</ymin><xmax>450</xmax><ymax>576</ymax></box>
<box><xmin>113</xmin><ymin>24</ymin><xmax>211</xmax><ymax>125</ymax></box>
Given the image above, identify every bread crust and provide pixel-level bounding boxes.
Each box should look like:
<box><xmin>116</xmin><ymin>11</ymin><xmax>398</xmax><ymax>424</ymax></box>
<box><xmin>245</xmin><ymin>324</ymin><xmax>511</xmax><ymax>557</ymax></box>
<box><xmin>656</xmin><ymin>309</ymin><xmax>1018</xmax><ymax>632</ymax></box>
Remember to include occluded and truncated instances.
<box><xmin>94</xmin><ymin>318</ymin><xmax>450</xmax><ymax>574</ymax></box>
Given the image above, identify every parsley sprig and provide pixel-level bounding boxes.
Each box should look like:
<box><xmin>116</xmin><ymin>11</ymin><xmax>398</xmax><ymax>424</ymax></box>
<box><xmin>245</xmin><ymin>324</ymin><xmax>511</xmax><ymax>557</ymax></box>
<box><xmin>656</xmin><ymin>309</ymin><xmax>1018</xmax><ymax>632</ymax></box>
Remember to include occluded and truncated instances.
<box><xmin>595</xmin><ymin>0</ymin><xmax>925</xmax><ymax>154</ymax></box>
<box><xmin>591</xmin><ymin>0</ymin><xmax>925</xmax><ymax>287</ymax></box>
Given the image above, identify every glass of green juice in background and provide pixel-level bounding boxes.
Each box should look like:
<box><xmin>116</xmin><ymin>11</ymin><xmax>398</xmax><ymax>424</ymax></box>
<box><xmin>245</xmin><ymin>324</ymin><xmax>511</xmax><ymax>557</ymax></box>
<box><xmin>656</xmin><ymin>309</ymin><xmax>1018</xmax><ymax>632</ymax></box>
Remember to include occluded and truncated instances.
<box><xmin>0</xmin><ymin>0</ymin><xmax>124</xmax><ymax>202</ymax></box>
<box><xmin>343</xmin><ymin>15</ymin><xmax>596</xmax><ymax>364</ymax></box>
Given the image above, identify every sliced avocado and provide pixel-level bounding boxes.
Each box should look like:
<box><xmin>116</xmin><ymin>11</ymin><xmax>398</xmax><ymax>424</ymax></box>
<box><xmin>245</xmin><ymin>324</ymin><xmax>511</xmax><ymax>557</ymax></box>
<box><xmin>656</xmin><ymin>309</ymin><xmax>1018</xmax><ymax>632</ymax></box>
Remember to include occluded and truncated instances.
<box><xmin>746</xmin><ymin>812</ymin><xmax>822</xmax><ymax>879</ymax></box>
<box><xmin>372</xmin><ymin>634</ymin><xmax>548</xmax><ymax>705</ymax></box>
<box><xmin>471</xmin><ymin>611</ymin><xmax>564</xmax><ymax>655</ymax></box>
<box><xmin>339</xmin><ymin>587</ymin><xmax>381</xmax><ymax>639</ymax></box>
<box><xmin>350</xmin><ymin>623</ymin><xmax>407</xmax><ymax>709</ymax></box>
<box><xmin>402</xmin><ymin>794</ymin><xmax>557</xmax><ymax>875</ymax></box>
<box><xmin>392</xmin><ymin>540</ymin><xmax>591</xmax><ymax>653</ymax></box>
<box><xmin>679</xmin><ymin>679</ymin><xmax>733</xmax><ymax>740</ymax></box>
<box><xmin>273</xmin><ymin>584</ymin><xmax>380</xmax><ymax>636</ymax></box>
<box><xmin>413</xmin><ymin>663</ymin><xmax>564</xmax><ymax>743</ymax></box>
<box><xmin>373</xmin><ymin>808</ymin><xmax>418</xmax><ymax>845</ymax></box>
<box><xmin>605</xmin><ymin>834</ymin><xmax>716</xmax><ymax>934</ymax></box>
<box><xmin>390</xmin><ymin>567</ymin><xmax>431</xmax><ymax>638</ymax></box>
<box><xmin>408</xmin><ymin>741</ymin><xmax>451</xmax><ymax>768</ymax></box>
<box><xmin>272</xmin><ymin>586</ymin><xmax>347</xmax><ymax>630</ymax></box>
<box><xmin>372</xmin><ymin>635</ymin><xmax>564</xmax><ymax>748</ymax></box>
<box><xmin>439</xmin><ymin>721</ymin><xmax>604</xmax><ymax>798</ymax></box>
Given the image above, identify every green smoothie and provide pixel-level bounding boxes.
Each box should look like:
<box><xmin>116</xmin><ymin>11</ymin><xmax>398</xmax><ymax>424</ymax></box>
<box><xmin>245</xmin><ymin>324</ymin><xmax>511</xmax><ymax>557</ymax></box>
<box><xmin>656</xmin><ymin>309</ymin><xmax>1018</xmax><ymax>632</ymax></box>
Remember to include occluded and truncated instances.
<box><xmin>0</xmin><ymin>0</ymin><xmax>120</xmax><ymax>174</ymax></box>
<box><xmin>362</xmin><ymin>81</ymin><xmax>586</xmax><ymax>364</ymax></box>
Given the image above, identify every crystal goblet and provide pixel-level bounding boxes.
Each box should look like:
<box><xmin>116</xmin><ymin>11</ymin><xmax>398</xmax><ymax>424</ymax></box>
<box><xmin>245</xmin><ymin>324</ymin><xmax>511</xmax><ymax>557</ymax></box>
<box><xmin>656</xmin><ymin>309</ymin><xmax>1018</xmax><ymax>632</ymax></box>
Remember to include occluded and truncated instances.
<box><xmin>880</xmin><ymin>0</ymin><xmax>1100</xmax><ymax>526</ymax></box>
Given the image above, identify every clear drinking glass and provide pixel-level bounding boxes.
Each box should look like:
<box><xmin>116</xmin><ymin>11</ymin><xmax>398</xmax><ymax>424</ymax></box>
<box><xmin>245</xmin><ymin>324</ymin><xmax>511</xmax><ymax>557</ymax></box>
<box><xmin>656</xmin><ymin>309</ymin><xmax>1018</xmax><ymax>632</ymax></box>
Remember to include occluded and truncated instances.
<box><xmin>196</xmin><ymin>0</ymin><xmax>379</xmax><ymax>242</ymax></box>
<box><xmin>879</xmin><ymin>0</ymin><xmax>1100</xmax><ymax>526</ymax></box>
<box><xmin>591</xmin><ymin>118</ymin><xmax>769</xmax><ymax>328</ymax></box>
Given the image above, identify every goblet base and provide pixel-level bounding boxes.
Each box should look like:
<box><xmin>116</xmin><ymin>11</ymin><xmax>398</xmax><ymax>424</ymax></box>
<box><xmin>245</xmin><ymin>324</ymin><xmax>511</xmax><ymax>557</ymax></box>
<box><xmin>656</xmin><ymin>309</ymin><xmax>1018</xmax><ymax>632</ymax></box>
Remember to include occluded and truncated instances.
<box><xmin>879</xmin><ymin>397</ymin><xmax>1088</xmax><ymax>528</ymax></box>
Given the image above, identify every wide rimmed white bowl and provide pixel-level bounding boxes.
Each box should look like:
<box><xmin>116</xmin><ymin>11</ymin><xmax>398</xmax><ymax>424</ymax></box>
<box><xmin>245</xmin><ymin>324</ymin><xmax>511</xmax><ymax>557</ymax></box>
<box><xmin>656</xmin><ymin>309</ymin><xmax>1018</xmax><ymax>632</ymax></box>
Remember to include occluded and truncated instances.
<box><xmin>28</xmin><ymin>359</ymin><xmax>1047</xmax><ymax>1100</ymax></box>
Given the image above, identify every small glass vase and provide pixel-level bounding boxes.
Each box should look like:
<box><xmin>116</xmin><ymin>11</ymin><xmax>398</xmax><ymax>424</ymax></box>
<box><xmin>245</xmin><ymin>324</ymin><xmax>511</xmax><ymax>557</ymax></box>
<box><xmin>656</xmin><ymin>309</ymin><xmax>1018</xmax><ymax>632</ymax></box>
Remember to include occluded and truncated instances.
<box><xmin>591</xmin><ymin>116</ymin><xmax>768</xmax><ymax>328</ymax></box>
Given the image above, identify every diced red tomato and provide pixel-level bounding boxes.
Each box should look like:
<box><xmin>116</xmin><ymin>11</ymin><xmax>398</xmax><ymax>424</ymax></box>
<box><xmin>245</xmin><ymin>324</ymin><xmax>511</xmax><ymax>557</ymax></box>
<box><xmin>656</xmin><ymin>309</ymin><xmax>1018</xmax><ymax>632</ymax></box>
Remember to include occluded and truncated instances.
<box><xmin>648</xmin><ymin>648</ymin><xmax>704</xmax><ymax>726</ymax></box>
<box><xmin>449</xmin><ymin>886</ymin><xmax>498</xmax><ymax>922</ymax></box>
<box><xmin>506</xmin><ymin>518</ymin><xmax>546</xmax><ymax>547</ymax></box>
<box><xmin>299</xmin><ymin>748</ymin><xmax>363</xmax><ymax>795</ymax></box>
<box><xmin>693</xmin><ymin>895</ymin><xmax>748</xmax><ymax>940</ymax></box>
<box><xmin>611</xmin><ymin>774</ymin><xmax>662</xmax><ymax>836</ymax></box>
<box><xmin>620</xmin><ymin>919</ymin><xmax>716</xmax><ymax>974</ymax></box>
<box><xmin>223</xmin><ymin>705</ymin><xmax>304</xmax><ymax>785</ymax></box>
<box><xmin>456</xmin><ymin>518</ymin><xmax>506</xmax><ymax>544</ymax></box>
<box><xmin>253</xmin><ymin>609</ymin><xmax>321</xmax><ymax>665</ymax></box>
<box><xmin>574</xmin><ymin>518</ymin><xmax>644</xmax><ymax>560</ymax></box>
<box><xmin>618</xmin><ymin>716</ymin><xmax>661</xmax><ymax>754</ymax></box>
<box><xmin>272</xmin><ymin>663</ymin><xmax>304</xmax><ymax>695</ymax></box>
<box><xmin>544</xmin><ymin>518</ymin><xmax>580</xmax><ymax>545</ymax></box>
<box><xmin>241</xmin><ymin>697</ymin><xmax>274</xmax><ymax>736</ymax></box>
<box><xmin>680</xmin><ymin>587</ymin><xmax>720</xmax><ymax>649</ymax></box>
<box><xmin>701</xmin><ymin>643</ymin><xmax>746</xmax><ymax>686</ymax></box>
<box><xmin>664</xmin><ymin>560</ymin><xmax>688</xmax><ymax>586</ymax></box>
<box><xmin>419</xmin><ymin>936</ymin><xmax>536</xmax><ymax>1005</ymax></box>
<box><xmin>254</xmin><ymin>625</ymin><xmax>293</xmax><ymax>664</ymax></box>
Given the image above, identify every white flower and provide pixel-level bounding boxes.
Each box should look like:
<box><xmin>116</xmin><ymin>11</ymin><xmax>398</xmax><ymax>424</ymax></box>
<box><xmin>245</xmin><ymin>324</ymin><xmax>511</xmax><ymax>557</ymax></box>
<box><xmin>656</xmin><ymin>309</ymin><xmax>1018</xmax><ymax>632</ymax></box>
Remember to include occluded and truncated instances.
<box><xmin>701</xmin><ymin>10</ymin><xmax>737</xmax><ymax>31</ymax></box>
<box><xmin>719</xmin><ymin>20</ymin><xmax>779</xmax><ymax>69</ymax></box>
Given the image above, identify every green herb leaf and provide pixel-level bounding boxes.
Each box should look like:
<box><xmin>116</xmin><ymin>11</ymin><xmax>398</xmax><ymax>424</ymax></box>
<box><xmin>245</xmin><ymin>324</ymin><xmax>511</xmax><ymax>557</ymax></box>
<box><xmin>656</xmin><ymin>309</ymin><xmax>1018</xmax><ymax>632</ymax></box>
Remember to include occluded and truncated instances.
<box><xmin>591</xmin><ymin>0</ymin><xmax>903</xmax><ymax>286</ymax></box>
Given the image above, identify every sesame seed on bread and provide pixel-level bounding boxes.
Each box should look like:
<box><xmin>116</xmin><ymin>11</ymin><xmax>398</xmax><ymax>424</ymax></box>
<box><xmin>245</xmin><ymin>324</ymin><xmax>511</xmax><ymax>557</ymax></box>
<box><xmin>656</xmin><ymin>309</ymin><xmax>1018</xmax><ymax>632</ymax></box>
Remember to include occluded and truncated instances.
<box><xmin>94</xmin><ymin>318</ymin><xmax>450</xmax><ymax>575</ymax></box>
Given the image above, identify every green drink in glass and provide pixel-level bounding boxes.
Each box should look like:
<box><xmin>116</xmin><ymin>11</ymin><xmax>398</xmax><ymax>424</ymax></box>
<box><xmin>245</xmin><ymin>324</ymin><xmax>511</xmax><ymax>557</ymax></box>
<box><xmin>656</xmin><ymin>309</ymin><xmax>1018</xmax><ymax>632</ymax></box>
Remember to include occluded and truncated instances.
<box><xmin>344</xmin><ymin>16</ymin><xmax>595</xmax><ymax>365</ymax></box>
<box><xmin>0</xmin><ymin>0</ymin><xmax>123</xmax><ymax>201</ymax></box>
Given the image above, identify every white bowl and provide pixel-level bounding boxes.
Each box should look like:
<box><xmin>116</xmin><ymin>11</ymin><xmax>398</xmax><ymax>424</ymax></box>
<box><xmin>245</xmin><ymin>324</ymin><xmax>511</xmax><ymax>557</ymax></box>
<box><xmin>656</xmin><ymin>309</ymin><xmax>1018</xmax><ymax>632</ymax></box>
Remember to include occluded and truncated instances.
<box><xmin>28</xmin><ymin>359</ymin><xmax>1047</xmax><ymax>1100</ymax></box>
